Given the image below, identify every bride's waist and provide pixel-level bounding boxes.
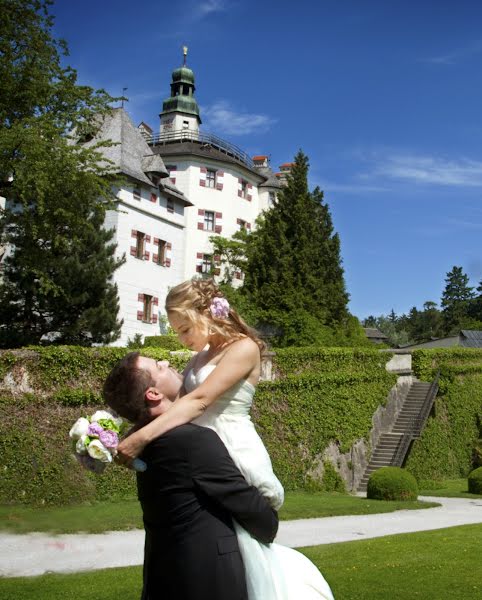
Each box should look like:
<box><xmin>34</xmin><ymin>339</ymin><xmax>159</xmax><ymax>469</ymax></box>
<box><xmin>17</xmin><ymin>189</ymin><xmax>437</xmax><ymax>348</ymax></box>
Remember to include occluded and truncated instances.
<box><xmin>194</xmin><ymin>408</ymin><xmax>252</xmax><ymax>422</ymax></box>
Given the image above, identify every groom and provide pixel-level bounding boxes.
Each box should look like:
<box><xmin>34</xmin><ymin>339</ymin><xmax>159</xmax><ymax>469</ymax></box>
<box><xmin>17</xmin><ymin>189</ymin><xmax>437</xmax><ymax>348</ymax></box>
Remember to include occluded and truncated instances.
<box><xmin>103</xmin><ymin>352</ymin><xmax>278</xmax><ymax>600</ymax></box>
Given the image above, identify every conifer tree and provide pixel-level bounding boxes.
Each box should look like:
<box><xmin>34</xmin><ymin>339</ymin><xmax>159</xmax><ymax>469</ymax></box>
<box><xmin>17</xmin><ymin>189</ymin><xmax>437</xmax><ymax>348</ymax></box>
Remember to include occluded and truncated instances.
<box><xmin>440</xmin><ymin>266</ymin><xmax>475</xmax><ymax>334</ymax></box>
<box><xmin>242</xmin><ymin>151</ymin><xmax>350</xmax><ymax>345</ymax></box>
<box><xmin>0</xmin><ymin>0</ymin><xmax>123</xmax><ymax>346</ymax></box>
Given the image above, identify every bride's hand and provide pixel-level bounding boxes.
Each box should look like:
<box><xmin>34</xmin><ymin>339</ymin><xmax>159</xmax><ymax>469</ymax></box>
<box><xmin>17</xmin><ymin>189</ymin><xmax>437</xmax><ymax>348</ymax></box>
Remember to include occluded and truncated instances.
<box><xmin>116</xmin><ymin>429</ymin><xmax>148</xmax><ymax>468</ymax></box>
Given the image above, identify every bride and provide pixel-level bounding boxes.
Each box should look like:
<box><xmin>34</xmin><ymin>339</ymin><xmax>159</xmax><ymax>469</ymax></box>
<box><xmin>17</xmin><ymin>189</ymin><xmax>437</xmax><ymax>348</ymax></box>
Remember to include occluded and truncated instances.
<box><xmin>117</xmin><ymin>279</ymin><xmax>334</xmax><ymax>600</ymax></box>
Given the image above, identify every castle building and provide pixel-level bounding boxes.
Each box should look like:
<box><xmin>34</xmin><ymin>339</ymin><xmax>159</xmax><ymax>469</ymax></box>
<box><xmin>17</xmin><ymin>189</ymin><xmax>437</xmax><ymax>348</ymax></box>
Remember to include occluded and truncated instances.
<box><xmin>84</xmin><ymin>108</ymin><xmax>193</xmax><ymax>345</ymax></box>
<box><xmin>143</xmin><ymin>48</ymin><xmax>282</xmax><ymax>282</ymax></box>
<box><xmin>85</xmin><ymin>44</ymin><xmax>284</xmax><ymax>345</ymax></box>
<box><xmin>4</xmin><ymin>50</ymin><xmax>285</xmax><ymax>346</ymax></box>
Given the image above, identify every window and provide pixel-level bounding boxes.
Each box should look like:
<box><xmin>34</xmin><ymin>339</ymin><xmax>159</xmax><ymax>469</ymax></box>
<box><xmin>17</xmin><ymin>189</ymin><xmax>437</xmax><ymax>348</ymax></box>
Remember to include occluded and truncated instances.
<box><xmin>269</xmin><ymin>191</ymin><xmax>276</xmax><ymax>206</ymax></box>
<box><xmin>133</xmin><ymin>187</ymin><xmax>141</xmax><ymax>201</ymax></box>
<box><xmin>167</xmin><ymin>198</ymin><xmax>174</xmax><ymax>213</ymax></box>
<box><xmin>240</xmin><ymin>180</ymin><xmax>247</xmax><ymax>198</ymax></box>
<box><xmin>206</xmin><ymin>169</ymin><xmax>216</xmax><ymax>189</ymax></box>
<box><xmin>201</xmin><ymin>254</ymin><xmax>212</xmax><ymax>274</ymax></box>
<box><xmin>136</xmin><ymin>232</ymin><xmax>145</xmax><ymax>259</ymax></box>
<box><xmin>157</xmin><ymin>240</ymin><xmax>167</xmax><ymax>265</ymax></box>
<box><xmin>182</xmin><ymin>120</ymin><xmax>189</xmax><ymax>129</ymax></box>
<box><xmin>143</xmin><ymin>295</ymin><xmax>152</xmax><ymax>322</ymax></box>
<box><xmin>204</xmin><ymin>211</ymin><xmax>215</xmax><ymax>231</ymax></box>
<box><xmin>238</xmin><ymin>219</ymin><xmax>247</xmax><ymax>231</ymax></box>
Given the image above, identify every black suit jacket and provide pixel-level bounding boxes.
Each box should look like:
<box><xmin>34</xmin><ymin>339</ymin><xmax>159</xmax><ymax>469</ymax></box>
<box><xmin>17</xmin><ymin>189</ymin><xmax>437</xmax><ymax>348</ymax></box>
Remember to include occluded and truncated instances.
<box><xmin>137</xmin><ymin>423</ymin><xmax>279</xmax><ymax>600</ymax></box>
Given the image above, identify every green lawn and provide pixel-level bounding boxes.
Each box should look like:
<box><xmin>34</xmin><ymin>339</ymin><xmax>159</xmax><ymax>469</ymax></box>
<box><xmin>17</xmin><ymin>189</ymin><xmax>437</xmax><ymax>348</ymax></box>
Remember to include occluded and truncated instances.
<box><xmin>277</xmin><ymin>491</ymin><xmax>437</xmax><ymax>521</ymax></box>
<box><xmin>419</xmin><ymin>478</ymin><xmax>482</xmax><ymax>498</ymax></box>
<box><xmin>1</xmin><ymin>524</ymin><xmax>480</xmax><ymax>600</ymax></box>
<box><xmin>0</xmin><ymin>492</ymin><xmax>439</xmax><ymax>535</ymax></box>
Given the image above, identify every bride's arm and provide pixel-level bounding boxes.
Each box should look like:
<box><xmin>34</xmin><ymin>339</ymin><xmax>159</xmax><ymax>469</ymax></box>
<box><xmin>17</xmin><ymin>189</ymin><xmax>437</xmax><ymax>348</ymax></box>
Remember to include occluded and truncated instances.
<box><xmin>117</xmin><ymin>338</ymin><xmax>259</xmax><ymax>463</ymax></box>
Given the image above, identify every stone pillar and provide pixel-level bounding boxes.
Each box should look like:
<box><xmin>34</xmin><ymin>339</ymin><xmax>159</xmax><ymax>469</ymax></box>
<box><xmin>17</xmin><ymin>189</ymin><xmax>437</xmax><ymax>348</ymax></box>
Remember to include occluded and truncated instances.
<box><xmin>260</xmin><ymin>351</ymin><xmax>275</xmax><ymax>381</ymax></box>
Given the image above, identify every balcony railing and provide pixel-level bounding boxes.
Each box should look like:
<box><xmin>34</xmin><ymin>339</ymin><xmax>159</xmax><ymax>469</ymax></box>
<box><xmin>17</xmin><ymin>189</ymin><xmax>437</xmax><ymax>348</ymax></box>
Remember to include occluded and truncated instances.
<box><xmin>146</xmin><ymin>129</ymin><xmax>254</xmax><ymax>169</ymax></box>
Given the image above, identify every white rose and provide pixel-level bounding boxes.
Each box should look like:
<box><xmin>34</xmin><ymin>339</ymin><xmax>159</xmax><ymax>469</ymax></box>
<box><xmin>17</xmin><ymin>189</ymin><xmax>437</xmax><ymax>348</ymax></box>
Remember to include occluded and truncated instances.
<box><xmin>87</xmin><ymin>439</ymin><xmax>113</xmax><ymax>463</ymax></box>
<box><xmin>90</xmin><ymin>410</ymin><xmax>114</xmax><ymax>423</ymax></box>
<box><xmin>69</xmin><ymin>417</ymin><xmax>90</xmax><ymax>440</ymax></box>
<box><xmin>75</xmin><ymin>435</ymin><xmax>89</xmax><ymax>455</ymax></box>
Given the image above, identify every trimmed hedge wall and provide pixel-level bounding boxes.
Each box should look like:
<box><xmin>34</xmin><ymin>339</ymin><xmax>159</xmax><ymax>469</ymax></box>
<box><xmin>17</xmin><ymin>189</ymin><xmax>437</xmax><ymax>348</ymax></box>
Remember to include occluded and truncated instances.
<box><xmin>143</xmin><ymin>336</ymin><xmax>184</xmax><ymax>350</ymax></box>
<box><xmin>0</xmin><ymin>346</ymin><xmax>396</xmax><ymax>506</ymax></box>
<box><xmin>406</xmin><ymin>348</ymin><xmax>482</xmax><ymax>481</ymax></box>
<box><xmin>0</xmin><ymin>347</ymin><xmax>192</xmax><ymax>506</ymax></box>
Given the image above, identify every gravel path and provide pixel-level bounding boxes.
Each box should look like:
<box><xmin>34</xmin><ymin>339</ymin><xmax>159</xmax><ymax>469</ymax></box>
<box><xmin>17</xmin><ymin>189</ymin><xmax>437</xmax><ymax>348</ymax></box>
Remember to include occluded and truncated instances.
<box><xmin>1</xmin><ymin>496</ymin><xmax>481</xmax><ymax>578</ymax></box>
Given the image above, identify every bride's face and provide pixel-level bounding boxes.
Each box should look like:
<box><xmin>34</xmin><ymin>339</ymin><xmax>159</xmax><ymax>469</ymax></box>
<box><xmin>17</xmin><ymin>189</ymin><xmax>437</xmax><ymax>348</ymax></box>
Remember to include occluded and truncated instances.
<box><xmin>169</xmin><ymin>312</ymin><xmax>208</xmax><ymax>352</ymax></box>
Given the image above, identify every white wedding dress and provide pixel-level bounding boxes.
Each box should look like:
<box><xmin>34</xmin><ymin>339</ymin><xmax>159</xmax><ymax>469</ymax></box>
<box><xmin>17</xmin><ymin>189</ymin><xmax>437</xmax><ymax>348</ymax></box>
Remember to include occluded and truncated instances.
<box><xmin>186</xmin><ymin>365</ymin><xmax>334</xmax><ymax>600</ymax></box>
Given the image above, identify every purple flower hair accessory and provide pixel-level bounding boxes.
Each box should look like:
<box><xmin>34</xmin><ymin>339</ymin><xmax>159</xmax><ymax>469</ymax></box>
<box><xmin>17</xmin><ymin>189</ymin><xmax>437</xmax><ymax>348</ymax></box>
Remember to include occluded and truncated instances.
<box><xmin>210</xmin><ymin>297</ymin><xmax>230</xmax><ymax>319</ymax></box>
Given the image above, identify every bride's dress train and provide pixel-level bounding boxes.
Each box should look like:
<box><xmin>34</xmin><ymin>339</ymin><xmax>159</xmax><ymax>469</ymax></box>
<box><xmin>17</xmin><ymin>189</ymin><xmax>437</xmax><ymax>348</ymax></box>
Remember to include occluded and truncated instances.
<box><xmin>186</xmin><ymin>366</ymin><xmax>334</xmax><ymax>600</ymax></box>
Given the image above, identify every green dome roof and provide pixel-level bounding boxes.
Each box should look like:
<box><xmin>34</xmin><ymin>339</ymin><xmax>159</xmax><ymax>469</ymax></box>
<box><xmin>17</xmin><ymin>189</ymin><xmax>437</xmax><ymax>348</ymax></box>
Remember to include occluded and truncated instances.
<box><xmin>162</xmin><ymin>95</ymin><xmax>200</xmax><ymax>118</ymax></box>
<box><xmin>172</xmin><ymin>66</ymin><xmax>195</xmax><ymax>85</ymax></box>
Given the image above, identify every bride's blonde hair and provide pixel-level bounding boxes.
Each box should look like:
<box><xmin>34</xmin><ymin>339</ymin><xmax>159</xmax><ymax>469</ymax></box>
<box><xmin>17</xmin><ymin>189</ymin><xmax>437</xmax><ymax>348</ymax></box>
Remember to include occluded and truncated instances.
<box><xmin>166</xmin><ymin>278</ymin><xmax>265</xmax><ymax>352</ymax></box>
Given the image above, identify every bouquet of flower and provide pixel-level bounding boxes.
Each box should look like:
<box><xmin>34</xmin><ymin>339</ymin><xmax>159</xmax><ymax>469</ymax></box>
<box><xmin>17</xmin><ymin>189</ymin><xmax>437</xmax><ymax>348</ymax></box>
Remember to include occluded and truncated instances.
<box><xmin>69</xmin><ymin>410</ymin><xmax>146</xmax><ymax>473</ymax></box>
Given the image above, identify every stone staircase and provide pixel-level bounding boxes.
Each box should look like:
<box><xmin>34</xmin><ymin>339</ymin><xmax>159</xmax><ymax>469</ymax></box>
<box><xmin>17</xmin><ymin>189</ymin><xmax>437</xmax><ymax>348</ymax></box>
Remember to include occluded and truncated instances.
<box><xmin>358</xmin><ymin>380</ymin><xmax>436</xmax><ymax>491</ymax></box>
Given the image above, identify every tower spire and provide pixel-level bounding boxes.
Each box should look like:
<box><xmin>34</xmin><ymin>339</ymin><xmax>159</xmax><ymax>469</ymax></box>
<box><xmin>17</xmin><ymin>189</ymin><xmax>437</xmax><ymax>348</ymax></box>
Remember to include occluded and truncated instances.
<box><xmin>159</xmin><ymin>48</ymin><xmax>201</xmax><ymax>135</ymax></box>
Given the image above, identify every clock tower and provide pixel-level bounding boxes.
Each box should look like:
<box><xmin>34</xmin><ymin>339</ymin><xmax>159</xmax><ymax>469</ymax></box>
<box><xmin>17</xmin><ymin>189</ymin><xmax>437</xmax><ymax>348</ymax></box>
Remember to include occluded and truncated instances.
<box><xmin>159</xmin><ymin>47</ymin><xmax>201</xmax><ymax>137</ymax></box>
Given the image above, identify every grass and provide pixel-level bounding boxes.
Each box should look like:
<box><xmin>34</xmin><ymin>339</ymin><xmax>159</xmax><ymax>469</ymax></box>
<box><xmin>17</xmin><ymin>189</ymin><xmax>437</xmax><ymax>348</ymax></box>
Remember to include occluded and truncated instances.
<box><xmin>1</xmin><ymin>524</ymin><xmax>480</xmax><ymax>599</ymax></box>
<box><xmin>0</xmin><ymin>492</ymin><xmax>439</xmax><ymax>535</ymax></box>
<box><xmin>418</xmin><ymin>478</ymin><xmax>482</xmax><ymax>498</ymax></box>
<box><xmin>278</xmin><ymin>491</ymin><xmax>437</xmax><ymax>520</ymax></box>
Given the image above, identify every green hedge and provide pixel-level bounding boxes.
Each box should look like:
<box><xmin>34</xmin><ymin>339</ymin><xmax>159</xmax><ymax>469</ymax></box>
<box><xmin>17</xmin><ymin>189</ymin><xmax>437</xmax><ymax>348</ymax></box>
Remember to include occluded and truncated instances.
<box><xmin>0</xmin><ymin>347</ymin><xmax>191</xmax><ymax>506</ymax></box>
<box><xmin>143</xmin><ymin>336</ymin><xmax>184</xmax><ymax>350</ymax></box>
<box><xmin>273</xmin><ymin>346</ymin><xmax>388</xmax><ymax>378</ymax></box>
<box><xmin>0</xmin><ymin>346</ymin><xmax>396</xmax><ymax>506</ymax></box>
<box><xmin>367</xmin><ymin>467</ymin><xmax>418</xmax><ymax>501</ymax></box>
<box><xmin>406</xmin><ymin>348</ymin><xmax>482</xmax><ymax>481</ymax></box>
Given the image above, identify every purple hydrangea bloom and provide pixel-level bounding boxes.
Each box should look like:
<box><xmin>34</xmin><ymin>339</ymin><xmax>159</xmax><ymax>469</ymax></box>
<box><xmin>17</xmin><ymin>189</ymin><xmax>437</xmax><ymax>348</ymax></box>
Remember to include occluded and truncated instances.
<box><xmin>210</xmin><ymin>297</ymin><xmax>230</xmax><ymax>319</ymax></box>
<box><xmin>99</xmin><ymin>429</ymin><xmax>119</xmax><ymax>449</ymax></box>
<box><xmin>87</xmin><ymin>422</ymin><xmax>104</xmax><ymax>437</ymax></box>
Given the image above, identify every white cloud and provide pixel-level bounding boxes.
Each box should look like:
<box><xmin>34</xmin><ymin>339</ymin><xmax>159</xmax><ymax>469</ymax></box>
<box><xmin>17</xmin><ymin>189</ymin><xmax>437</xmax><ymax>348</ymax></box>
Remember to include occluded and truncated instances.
<box><xmin>202</xmin><ymin>100</ymin><xmax>276</xmax><ymax>136</ymax></box>
<box><xmin>197</xmin><ymin>0</ymin><xmax>227</xmax><ymax>16</ymax></box>
<box><xmin>421</xmin><ymin>40</ymin><xmax>482</xmax><ymax>66</ymax></box>
<box><xmin>370</xmin><ymin>154</ymin><xmax>482</xmax><ymax>187</ymax></box>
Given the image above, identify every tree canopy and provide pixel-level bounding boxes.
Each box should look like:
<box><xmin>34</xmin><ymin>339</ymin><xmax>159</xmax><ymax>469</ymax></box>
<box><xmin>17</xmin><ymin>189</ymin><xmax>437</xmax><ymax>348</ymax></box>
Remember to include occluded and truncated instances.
<box><xmin>364</xmin><ymin>266</ymin><xmax>482</xmax><ymax>346</ymax></box>
<box><xmin>235</xmin><ymin>150</ymin><xmax>361</xmax><ymax>347</ymax></box>
<box><xmin>0</xmin><ymin>0</ymin><xmax>123</xmax><ymax>346</ymax></box>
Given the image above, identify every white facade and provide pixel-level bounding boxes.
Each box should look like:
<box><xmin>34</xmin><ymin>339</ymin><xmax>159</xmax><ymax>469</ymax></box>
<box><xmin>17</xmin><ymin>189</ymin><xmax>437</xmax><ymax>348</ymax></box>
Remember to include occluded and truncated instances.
<box><xmin>107</xmin><ymin>183</ymin><xmax>188</xmax><ymax>346</ymax></box>
<box><xmin>82</xmin><ymin>107</ymin><xmax>192</xmax><ymax>346</ymax></box>
<box><xmin>161</xmin><ymin>157</ymin><xmax>265</xmax><ymax>281</ymax></box>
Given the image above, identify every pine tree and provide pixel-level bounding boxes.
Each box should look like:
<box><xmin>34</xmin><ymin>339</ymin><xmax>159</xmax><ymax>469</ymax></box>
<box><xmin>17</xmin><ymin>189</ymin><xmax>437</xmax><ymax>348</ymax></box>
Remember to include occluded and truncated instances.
<box><xmin>467</xmin><ymin>280</ymin><xmax>482</xmax><ymax>324</ymax></box>
<box><xmin>440</xmin><ymin>266</ymin><xmax>475</xmax><ymax>335</ymax></box>
<box><xmin>242</xmin><ymin>151</ymin><xmax>350</xmax><ymax>346</ymax></box>
<box><xmin>0</xmin><ymin>0</ymin><xmax>123</xmax><ymax>346</ymax></box>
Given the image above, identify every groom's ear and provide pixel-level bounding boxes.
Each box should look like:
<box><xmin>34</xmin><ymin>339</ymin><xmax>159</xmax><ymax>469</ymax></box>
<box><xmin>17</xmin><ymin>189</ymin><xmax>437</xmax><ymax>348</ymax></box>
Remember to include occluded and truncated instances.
<box><xmin>145</xmin><ymin>387</ymin><xmax>165</xmax><ymax>404</ymax></box>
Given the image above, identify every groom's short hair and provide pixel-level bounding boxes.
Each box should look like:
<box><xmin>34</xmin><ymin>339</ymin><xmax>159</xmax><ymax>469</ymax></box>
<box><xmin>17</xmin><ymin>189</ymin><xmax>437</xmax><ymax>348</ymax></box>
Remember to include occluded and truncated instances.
<box><xmin>103</xmin><ymin>352</ymin><xmax>154</xmax><ymax>423</ymax></box>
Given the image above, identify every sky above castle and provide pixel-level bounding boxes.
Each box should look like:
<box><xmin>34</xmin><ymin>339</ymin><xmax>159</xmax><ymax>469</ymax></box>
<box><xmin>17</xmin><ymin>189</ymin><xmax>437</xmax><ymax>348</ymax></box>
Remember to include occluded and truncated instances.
<box><xmin>51</xmin><ymin>0</ymin><xmax>482</xmax><ymax>319</ymax></box>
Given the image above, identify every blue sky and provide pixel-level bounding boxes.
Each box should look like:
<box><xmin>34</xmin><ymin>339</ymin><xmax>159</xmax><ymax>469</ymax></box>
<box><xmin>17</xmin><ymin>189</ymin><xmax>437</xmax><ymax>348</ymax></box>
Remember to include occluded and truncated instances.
<box><xmin>51</xmin><ymin>0</ymin><xmax>482</xmax><ymax>319</ymax></box>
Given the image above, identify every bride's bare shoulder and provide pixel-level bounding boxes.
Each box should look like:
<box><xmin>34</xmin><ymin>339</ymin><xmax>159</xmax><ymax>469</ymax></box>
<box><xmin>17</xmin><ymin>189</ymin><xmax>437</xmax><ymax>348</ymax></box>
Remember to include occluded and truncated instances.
<box><xmin>224</xmin><ymin>337</ymin><xmax>260</xmax><ymax>360</ymax></box>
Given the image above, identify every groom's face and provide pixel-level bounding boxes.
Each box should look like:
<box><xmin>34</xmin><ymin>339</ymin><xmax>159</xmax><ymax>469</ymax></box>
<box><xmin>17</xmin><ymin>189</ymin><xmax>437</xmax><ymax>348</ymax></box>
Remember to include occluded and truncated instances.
<box><xmin>137</xmin><ymin>357</ymin><xmax>183</xmax><ymax>402</ymax></box>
